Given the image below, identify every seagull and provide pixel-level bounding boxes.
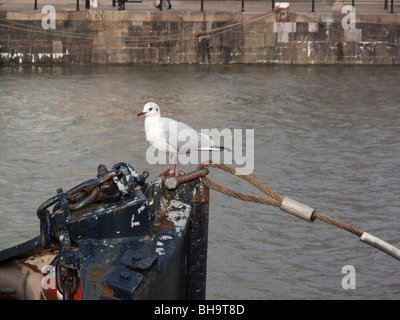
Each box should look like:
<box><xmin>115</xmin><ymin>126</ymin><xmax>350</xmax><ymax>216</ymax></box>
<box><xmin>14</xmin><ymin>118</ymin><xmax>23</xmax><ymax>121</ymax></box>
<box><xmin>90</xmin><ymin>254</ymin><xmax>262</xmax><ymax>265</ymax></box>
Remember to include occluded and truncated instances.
<box><xmin>137</xmin><ymin>102</ymin><xmax>225</xmax><ymax>177</ymax></box>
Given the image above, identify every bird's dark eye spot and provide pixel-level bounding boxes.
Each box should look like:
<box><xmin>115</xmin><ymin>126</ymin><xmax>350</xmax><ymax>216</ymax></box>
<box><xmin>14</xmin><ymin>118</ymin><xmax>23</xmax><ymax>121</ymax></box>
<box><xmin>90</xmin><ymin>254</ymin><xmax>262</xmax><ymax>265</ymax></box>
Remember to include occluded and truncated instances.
<box><xmin>156</xmin><ymin>108</ymin><xmax>158</xmax><ymax>111</ymax></box>
<box><xmin>149</xmin><ymin>108</ymin><xmax>153</xmax><ymax>111</ymax></box>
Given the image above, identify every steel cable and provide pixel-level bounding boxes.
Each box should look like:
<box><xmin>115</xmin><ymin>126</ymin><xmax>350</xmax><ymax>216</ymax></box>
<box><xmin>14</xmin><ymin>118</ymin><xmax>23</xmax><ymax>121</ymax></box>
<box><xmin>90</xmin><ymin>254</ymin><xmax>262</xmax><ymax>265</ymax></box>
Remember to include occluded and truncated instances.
<box><xmin>197</xmin><ymin>162</ymin><xmax>363</xmax><ymax>236</ymax></box>
<box><xmin>197</xmin><ymin>162</ymin><xmax>400</xmax><ymax>261</ymax></box>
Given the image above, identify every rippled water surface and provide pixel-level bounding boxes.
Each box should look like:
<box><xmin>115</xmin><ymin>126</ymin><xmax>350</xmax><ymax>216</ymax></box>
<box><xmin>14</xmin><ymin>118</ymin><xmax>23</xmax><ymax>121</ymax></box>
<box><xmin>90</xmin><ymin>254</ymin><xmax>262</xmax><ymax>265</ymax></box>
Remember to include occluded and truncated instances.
<box><xmin>1</xmin><ymin>64</ymin><xmax>400</xmax><ymax>299</ymax></box>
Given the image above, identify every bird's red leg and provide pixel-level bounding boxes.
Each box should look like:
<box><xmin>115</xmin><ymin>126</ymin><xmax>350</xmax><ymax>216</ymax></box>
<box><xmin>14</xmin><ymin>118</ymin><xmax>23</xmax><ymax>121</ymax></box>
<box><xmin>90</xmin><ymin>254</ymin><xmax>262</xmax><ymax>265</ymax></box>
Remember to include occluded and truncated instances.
<box><xmin>161</xmin><ymin>154</ymin><xmax>177</xmax><ymax>178</ymax></box>
<box><xmin>160</xmin><ymin>154</ymin><xmax>173</xmax><ymax>177</ymax></box>
<box><xmin>170</xmin><ymin>154</ymin><xmax>177</xmax><ymax>176</ymax></box>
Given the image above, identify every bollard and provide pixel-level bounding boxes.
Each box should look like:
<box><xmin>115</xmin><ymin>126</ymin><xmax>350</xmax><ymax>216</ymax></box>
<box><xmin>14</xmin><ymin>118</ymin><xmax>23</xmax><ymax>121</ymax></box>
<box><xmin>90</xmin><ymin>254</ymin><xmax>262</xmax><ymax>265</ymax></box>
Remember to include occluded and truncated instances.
<box><xmin>165</xmin><ymin>169</ymin><xmax>209</xmax><ymax>190</ymax></box>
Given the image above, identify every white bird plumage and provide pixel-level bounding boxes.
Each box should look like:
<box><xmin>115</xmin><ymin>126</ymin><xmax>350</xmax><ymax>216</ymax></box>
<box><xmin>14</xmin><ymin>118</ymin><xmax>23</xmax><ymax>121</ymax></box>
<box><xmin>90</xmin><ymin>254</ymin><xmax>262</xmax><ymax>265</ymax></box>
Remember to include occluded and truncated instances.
<box><xmin>137</xmin><ymin>102</ymin><xmax>223</xmax><ymax>177</ymax></box>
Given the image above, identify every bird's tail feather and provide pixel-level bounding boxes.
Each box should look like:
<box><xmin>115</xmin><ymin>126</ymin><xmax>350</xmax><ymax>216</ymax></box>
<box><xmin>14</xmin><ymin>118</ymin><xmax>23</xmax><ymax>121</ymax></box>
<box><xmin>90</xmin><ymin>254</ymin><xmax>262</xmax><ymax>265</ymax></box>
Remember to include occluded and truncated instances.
<box><xmin>199</xmin><ymin>146</ymin><xmax>230</xmax><ymax>152</ymax></box>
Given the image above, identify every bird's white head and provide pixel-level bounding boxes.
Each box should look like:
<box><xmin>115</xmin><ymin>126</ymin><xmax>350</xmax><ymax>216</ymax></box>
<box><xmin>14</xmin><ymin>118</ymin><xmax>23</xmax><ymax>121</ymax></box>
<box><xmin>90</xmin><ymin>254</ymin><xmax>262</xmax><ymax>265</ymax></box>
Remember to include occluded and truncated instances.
<box><xmin>137</xmin><ymin>102</ymin><xmax>161</xmax><ymax>118</ymax></box>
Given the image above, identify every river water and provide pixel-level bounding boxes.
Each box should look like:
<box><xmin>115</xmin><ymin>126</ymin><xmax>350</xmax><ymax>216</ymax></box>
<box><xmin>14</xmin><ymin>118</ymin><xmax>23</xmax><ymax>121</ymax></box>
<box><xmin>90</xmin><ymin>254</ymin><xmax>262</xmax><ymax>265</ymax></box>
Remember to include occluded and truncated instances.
<box><xmin>1</xmin><ymin>64</ymin><xmax>399</xmax><ymax>300</ymax></box>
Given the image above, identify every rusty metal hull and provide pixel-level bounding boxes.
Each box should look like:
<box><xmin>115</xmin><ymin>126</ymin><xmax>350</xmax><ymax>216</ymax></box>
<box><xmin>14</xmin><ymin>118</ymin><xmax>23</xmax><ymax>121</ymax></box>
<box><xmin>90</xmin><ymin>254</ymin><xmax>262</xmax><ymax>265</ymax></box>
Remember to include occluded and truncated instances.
<box><xmin>0</xmin><ymin>171</ymin><xmax>209</xmax><ymax>300</ymax></box>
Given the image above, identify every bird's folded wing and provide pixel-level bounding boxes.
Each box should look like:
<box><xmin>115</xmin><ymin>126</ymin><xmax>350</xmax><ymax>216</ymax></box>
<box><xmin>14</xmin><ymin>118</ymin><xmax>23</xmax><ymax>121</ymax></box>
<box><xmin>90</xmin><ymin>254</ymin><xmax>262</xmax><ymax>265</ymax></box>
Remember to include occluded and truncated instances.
<box><xmin>161</xmin><ymin>118</ymin><xmax>214</xmax><ymax>154</ymax></box>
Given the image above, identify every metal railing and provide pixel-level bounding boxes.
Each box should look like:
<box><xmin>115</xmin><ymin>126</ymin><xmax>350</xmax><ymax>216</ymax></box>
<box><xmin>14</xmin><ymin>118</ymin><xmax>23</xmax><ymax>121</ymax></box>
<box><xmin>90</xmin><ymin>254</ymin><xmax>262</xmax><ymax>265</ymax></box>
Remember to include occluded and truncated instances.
<box><xmin>32</xmin><ymin>0</ymin><xmax>396</xmax><ymax>13</ymax></box>
<box><xmin>34</xmin><ymin>0</ymin><xmax>90</xmax><ymax>11</ymax></box>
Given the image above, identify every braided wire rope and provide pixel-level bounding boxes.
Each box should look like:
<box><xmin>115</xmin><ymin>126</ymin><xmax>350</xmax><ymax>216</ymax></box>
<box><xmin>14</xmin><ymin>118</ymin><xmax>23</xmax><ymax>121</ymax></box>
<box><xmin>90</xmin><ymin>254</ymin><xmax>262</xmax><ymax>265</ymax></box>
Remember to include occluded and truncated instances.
<box><xmin>197</xmin><ymin>162</ymin><xmax>363</xmax><ymax>237</ymax></box>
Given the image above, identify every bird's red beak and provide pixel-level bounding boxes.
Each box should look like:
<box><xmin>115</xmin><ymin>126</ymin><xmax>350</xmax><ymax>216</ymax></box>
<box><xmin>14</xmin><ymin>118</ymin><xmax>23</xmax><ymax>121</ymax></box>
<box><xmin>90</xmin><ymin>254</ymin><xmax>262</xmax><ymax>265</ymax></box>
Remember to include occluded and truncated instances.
<box><xmin>137</xmin><ymin>111</ymin><xmax>146</xmax><ymax>117</ymax></box>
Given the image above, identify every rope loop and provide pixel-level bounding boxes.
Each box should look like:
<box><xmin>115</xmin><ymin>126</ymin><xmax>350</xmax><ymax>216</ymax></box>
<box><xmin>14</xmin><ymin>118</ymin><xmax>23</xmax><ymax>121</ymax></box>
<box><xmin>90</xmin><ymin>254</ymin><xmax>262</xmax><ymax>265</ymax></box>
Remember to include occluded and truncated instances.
<box><xmin>197</xmin><ymin>162</ymin><xmax>283</xmax><ymax>208</ymax></box>
<box><xmin>196</xmin><ymin>163</ymin><xmax>400</xmax><ymax>261</ymax></box>
<box><xmin>196</xmin><ymin>162</ymin><xmax>363</xmax><ymax>237</ymax></box>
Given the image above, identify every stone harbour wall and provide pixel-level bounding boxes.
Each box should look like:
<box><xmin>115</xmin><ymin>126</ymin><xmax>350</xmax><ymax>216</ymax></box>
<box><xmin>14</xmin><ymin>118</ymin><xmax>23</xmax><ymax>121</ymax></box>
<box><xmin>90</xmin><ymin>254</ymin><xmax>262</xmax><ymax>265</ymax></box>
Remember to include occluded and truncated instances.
<box><xmin>0</xmin><ymin>9</ymin><xmax>399</xmax><ymax>64</ymax></box>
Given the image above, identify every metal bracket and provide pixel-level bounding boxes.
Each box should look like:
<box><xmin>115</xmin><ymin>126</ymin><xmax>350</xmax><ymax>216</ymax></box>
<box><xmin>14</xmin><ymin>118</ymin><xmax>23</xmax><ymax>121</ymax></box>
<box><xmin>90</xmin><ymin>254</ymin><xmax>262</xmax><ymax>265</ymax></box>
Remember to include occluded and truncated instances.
<box><xmin>120</xmin><ymin>250</ymin><xmax>158</xmax><ymax>271</ymax></box>
<box><xmin>53</xmin><ymin>188</ymin><xmax>72</xmax><ymax>250</ymax></box>
<box><xmin>105</xmin><ymin>268</ymin><xmax>143</xmax><ymax>298</ymax></box>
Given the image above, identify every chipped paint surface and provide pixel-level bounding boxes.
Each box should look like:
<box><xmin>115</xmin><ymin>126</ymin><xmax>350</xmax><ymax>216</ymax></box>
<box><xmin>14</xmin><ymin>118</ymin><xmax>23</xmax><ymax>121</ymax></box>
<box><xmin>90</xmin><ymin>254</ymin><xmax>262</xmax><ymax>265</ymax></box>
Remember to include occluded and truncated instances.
<box><xmin>131</xmin><ymin>214</ymin><xmax>140</xmax><ymax>228</ymax></box>
<box><xmin>165</xmin><ymin>200</ymin><xmax>191</xmax><ymax>236</ymax></box>
<box><xmin>159</xmin><ymin>235</ymin><xmax>172</xmax><ymax>241</ymax></box>
<box><xmin>137</xmin><ymin>203</ymin><xmax>146</xmax><ymax>214</ymax></box>
<box><xmin>0</xmin><ymin>165</ymin><xmax>209</xmax><ymax>299</ymax></box>
<box><xmin>131</xmin><ymin>203</ymin><xmax>146</xmax><ymax>227</ymax></box>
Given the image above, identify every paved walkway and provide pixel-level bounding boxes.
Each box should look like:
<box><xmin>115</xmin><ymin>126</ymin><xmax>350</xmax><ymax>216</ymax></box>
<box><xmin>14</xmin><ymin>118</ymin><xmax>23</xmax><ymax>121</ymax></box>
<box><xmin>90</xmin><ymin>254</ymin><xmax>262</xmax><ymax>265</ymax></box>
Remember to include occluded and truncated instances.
<box><xmin>0</xmin><ymin>0</ymin><xmax>397</xmax><ymax>13</ymax></box>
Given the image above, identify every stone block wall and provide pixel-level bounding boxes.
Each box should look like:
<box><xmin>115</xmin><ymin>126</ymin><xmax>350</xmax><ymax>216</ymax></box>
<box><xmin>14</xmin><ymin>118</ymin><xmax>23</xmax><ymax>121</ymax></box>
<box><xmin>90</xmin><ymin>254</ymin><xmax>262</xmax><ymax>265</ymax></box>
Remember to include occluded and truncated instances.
<box><xmin>0</xmin><ymin>9</ymin><xmax>399</xmax><ymax>64</ymax></box>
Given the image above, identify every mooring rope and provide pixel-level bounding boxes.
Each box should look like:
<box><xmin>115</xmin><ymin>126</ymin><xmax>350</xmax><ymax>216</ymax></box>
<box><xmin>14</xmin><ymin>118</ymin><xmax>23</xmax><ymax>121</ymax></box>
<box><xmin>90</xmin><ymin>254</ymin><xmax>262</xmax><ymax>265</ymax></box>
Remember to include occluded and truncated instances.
<box><xmin>196</xmin><ymin>161</ymin><xmax>400</xmax><ymax>262</ymax></box>
<box><xmin>312</xmin><ymin>211</ymin><xmax>363</xmax><ymax>237</ymax></box>
<box><xmin>197</xmin><ymin>162</ymin><xmax>283</xmax><ymax>208</ymax></box>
